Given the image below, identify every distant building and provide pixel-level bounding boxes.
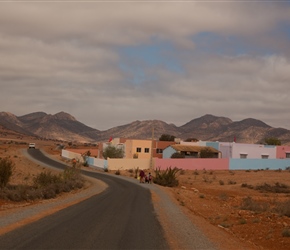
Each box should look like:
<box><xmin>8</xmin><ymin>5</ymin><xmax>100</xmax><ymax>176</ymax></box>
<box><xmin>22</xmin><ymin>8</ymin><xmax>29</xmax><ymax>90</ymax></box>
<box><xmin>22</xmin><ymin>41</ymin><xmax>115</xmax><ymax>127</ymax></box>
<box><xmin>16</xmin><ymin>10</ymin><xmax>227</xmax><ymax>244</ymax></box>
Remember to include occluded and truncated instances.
<box><xmin>219</xmin><ymin>142</ymin><xmax>276</xmax><ymax>159</ymax></box>
<box><xmin>163</xmin><ymin>144</ymin><xmax>220</xmax><ymax>159</ymax></box>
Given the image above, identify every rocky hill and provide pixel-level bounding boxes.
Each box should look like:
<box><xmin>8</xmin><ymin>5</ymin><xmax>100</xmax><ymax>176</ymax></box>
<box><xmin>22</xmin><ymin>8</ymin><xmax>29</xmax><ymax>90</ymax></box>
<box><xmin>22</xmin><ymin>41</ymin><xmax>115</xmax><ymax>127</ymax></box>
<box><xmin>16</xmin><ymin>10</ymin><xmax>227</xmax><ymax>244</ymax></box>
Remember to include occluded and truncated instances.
<box><xmin>0</xmin><ymin>112</ymin><xmax>290</xmax><ymax>145</ymax></box>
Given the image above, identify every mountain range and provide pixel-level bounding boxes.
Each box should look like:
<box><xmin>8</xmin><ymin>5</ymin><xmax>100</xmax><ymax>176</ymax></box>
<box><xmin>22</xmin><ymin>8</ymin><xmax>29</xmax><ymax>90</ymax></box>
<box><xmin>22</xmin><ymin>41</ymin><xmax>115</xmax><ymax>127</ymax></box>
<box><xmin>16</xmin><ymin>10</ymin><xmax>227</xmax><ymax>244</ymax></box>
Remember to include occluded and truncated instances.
<box><xmin>0</xmin><ymin>111</ymin><xmax>290</xmax><ymax>145</ymax></box>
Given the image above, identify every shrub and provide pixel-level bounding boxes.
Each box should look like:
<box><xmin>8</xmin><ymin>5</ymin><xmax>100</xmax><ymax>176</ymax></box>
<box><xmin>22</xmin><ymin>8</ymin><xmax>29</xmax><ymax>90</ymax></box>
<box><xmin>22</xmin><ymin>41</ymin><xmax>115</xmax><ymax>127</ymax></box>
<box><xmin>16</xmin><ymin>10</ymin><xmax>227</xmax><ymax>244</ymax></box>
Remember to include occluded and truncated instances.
<box><xmin>282</xmin><ymin>228</ymin><xmax>290</xmax><ymax>237</ymax></box>
<box><xmin>0</xmin><ymin>157</ymin><xmax>15</xmax><ymax>188</ymax></box>
<box><xmin>62</xmin><ymin>167</ymin><xmax>82</xmax><ymax>182</ymax></box>
<box><xmin>219</xmin><ymin>193</ymin><xmax>229</xmax><ymax>201</ymax></box>
<box><xmin>255</xmin><ymin>182</ymin><xmax>290</xmax><ymax>193</ymax></box>
<box><xmin>115</xmin><ymin>169</ymin><xmax>121</xmax><ymax>175</ymax></box>
<box><xmin>241</xmin><ymin>183</ymin><xmax>254</xmax><ymax>189</ymax></box>
<box><xmin>154</xmin><ymin>167</ymin><xmax>180</xmax><ymax>187</ymax></box>
<box><xmin>228</xmin><ymin>180</ymin><xmax>236</xmax><ymax>185</ymax></box>
<box><xmin>180</xmin><ymin>169</ymin><xmax>186</xmax><ymax>175</ymax></box>
<box><xmin>33</xmin><ymin>171</ymin><xmax>62</xmax><ymax>188</ymax></box>
<box><xmin>240</xmin><ymin>196</ymin><xmax>269</xmax><ymax>213</ymax></box>
<box><xmin>274</xmin><ymin>199</ymin><xmax>290</xmax><ymax>217</ymax></box>
<box><xmin>219</xmin><ymin>180</ymin><xmax>224</xmax><ymax>185</ymax></box>
<box><xmin>238</xmin><ymin>218</ymin><xmax>247</xmax><ymax>224</ymax></box>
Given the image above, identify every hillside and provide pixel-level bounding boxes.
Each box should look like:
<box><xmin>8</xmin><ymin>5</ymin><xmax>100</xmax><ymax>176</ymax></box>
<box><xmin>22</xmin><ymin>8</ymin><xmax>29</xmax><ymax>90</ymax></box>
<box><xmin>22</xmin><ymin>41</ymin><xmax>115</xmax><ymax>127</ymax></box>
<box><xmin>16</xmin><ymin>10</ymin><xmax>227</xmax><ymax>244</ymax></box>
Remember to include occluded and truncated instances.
<box><xmin>1</xmin><ymin>112</ymin><xmax>290</xmax><ymax>144</ymax></box>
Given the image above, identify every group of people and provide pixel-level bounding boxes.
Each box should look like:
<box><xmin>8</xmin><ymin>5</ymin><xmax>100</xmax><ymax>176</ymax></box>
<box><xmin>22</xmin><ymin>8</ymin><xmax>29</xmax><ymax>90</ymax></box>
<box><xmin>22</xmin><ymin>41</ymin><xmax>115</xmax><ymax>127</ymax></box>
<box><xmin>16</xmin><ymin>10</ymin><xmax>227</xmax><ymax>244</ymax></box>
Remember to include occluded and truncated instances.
<box><xmin>139</xmin><ymin>170</ymin><xmax>152</xmax><ymax>184</ymax></box>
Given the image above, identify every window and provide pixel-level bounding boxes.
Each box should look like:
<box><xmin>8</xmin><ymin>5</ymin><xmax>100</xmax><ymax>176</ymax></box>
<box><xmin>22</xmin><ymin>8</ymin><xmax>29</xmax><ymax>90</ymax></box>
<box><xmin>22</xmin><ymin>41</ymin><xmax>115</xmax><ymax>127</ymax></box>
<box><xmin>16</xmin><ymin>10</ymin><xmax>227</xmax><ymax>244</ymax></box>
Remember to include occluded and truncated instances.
<box><xmin>136</xmin><ymin>147</ymin><xmax>141</xmax><ymax>153</ymax></box>
<box><xmin>240</xmin><ymin>154</ymin><xmax>247</xmax><ymax>159</ymax></box>
<box><xmin>286</xmin><ymin>153</ymin><xmax>290</xmax><ymax>158</ymax></box>
<box><xmin>156</xmin><ymin>148</ymin><xmax>163</xmax><ymax>154</ymax></box>
<box><xmin>261</xmin><ymin>155</ymin><xmax>269</xmax><ymax>159</ymax></box>
<box><xmin>144</xmin><ymin>148</ymin><xmax>150</xmax><ymax>153</ymax></box>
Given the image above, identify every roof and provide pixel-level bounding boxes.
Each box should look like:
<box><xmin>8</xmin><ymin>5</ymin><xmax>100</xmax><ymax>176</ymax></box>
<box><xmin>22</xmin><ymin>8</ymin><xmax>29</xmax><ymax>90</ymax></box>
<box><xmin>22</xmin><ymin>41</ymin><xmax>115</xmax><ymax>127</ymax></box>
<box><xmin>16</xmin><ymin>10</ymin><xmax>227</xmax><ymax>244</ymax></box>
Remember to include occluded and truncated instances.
<box><xmin>170</xmin><ymin>145</ymin><xmax>219</xmax><ymax>153</ymax></box>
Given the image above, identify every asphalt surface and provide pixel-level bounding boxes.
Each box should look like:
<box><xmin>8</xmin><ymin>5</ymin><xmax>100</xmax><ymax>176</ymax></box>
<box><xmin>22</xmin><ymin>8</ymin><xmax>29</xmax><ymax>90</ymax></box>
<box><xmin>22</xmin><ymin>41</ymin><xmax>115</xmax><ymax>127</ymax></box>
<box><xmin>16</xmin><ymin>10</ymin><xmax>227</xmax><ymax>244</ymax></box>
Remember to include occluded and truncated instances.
<box><xmin>0</xmin><ymin>149</ymin><xmax>169</xmax><ymax>250</ymax></box>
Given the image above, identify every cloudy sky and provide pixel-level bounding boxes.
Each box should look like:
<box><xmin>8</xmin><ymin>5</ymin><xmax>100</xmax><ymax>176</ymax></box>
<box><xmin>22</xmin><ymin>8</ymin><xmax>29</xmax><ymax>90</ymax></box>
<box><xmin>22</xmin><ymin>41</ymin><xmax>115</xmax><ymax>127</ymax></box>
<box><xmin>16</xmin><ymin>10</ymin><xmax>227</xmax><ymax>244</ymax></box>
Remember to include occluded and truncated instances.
<box><xmin>1</xmin><ymin>1</ymin><xmax>290</xmax><ymax>130</ymax></box>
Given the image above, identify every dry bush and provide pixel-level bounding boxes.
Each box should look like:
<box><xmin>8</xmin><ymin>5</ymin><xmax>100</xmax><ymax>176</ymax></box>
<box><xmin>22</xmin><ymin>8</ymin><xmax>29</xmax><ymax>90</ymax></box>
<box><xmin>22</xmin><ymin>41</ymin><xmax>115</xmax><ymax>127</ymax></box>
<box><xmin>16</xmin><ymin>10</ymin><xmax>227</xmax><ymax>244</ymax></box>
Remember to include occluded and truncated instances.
<box><xmin>240</xmin><ymin>196</ymin><xmax>270</xmax><ymax>213</ymax></box>
<box><xmin>0</xmin><ymin>157</ymin><xmax>15</xmax><ymax>188</ymax></box>
<box><xmin>274</xmin><ymin>199</ymin><xmax>290</xmax><ymax>217</ymax></box>
<box><xmin>0</xmin><ymin>167</ymin><xmax>84</xmax><ymax>202</ymax></box>
<box><xmin>255</xmin><ymin>182</ymin><xmax>290</xmax><ymax>193</ymax></box>
<box><xmin>154</xmin><ymin>167</ymin><xmax>179</xmax><ymax>187</ymax></box>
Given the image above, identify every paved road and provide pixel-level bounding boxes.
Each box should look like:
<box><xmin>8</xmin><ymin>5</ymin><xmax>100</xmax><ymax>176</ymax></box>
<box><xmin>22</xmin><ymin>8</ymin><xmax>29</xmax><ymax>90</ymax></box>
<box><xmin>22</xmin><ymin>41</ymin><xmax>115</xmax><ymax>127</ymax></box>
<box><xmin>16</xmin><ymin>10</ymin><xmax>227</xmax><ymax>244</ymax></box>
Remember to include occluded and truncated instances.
<box><xmin>0</xmin><ymin>149</ymin><xmax>169</xmax><ymax>250</ymax></box>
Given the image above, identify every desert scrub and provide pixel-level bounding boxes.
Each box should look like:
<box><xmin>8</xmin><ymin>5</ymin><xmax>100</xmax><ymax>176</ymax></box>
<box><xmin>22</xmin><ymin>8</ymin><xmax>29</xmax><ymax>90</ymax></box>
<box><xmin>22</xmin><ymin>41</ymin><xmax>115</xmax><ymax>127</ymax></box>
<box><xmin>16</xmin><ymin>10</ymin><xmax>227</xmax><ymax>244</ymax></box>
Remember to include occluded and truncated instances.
<box><xmin>273</xmin><ymin>199</ymin><xmax>290</xmax><ymax>217</ymax></box>
<box><xmin>154</xmin><ymin>167</ymin><xmax>180</xmax><ymax>187</ymax></box>
<box><xmin>255</xmin><ymin>182</ymin><xmax>290</xmax><ymax>193</ymax></box>
<box><xmin>240</xmin><ymin>196</ymin><xmax>269</xmax><ymax>213</ymax></box>
<box><xmin>0</xmin><ymin>157</ymin><xmax>15</xmax><ymax>188</ymax></box>
<box><xmin>282</xmin><ymin>228</ymin><xmax>290</xmax><ymax>237</ymax></box>
<box><xmin>0</xmin><ymin>167</ymin><xmax>84</xmax><ymax>202</ymax></box>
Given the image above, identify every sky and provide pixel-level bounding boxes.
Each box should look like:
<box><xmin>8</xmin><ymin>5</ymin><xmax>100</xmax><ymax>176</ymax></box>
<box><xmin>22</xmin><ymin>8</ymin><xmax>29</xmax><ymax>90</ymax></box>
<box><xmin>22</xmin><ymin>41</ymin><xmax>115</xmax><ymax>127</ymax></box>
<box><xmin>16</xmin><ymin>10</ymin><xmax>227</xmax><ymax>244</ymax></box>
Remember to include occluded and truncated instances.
<box><xmin>0</xmin><ymin>1</ymin><xmax>290</xmax><ymax>131</ymax></box>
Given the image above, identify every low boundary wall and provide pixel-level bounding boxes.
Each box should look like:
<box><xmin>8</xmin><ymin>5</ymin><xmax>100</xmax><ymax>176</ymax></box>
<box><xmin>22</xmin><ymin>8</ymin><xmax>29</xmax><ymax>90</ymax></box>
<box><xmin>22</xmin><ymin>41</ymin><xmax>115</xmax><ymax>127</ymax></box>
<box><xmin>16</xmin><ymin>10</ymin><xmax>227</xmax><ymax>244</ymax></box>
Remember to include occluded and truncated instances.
<box><xmin>62</xmin><ymin>150</ymin><xmax>290</xmax><ymax>171</ymax></box>
<box><xmin>155</xmin><ymin>158</ymin><xmax>229</xmax><ymax>170</ymax></box>
<box><xmin>229</xmin><ymin>159</ymin><xmax>290</xmax><ymax>170</ymax></box>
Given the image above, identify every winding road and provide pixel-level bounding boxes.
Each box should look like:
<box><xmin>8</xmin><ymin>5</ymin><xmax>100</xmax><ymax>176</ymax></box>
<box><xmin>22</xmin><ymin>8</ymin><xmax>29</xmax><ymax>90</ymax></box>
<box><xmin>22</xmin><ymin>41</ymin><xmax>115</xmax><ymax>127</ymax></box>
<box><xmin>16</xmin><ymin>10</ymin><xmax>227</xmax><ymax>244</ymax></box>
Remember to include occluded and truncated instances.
<box><xmin>0</xmin><ymin>149</ymin><xmax>169</xmax><ymax>249</ymax></box>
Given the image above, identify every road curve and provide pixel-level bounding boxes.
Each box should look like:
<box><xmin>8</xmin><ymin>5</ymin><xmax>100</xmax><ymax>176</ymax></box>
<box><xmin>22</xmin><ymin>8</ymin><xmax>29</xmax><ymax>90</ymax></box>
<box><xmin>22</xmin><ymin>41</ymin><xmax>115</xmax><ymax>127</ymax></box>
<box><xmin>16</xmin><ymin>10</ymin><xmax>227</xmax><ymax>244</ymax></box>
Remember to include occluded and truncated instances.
<box><xmin>0</xmin><ymin>149</ymin><xmax>169</xmax><ymax>250</ymax></box>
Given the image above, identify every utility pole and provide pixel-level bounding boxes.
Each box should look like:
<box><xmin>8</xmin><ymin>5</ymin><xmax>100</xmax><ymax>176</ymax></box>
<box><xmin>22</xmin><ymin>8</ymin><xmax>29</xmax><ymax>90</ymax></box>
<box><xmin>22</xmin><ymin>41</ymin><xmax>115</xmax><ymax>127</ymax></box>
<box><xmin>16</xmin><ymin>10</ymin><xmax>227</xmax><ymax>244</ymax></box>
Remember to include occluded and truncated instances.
<box><xmin>150</xmin><ymin>126</ymin><xmax>154</xmax><ymax>170</ymax></box>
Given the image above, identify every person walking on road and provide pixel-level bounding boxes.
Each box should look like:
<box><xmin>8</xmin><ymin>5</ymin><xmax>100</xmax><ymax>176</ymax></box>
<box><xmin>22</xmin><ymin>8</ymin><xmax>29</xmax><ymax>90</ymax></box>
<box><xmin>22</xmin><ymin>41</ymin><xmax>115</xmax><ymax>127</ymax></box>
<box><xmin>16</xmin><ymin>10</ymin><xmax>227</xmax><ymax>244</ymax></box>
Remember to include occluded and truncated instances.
<box><xmin>139</xmin><ymin>169</ymin><xmax>145</xmax><ymax>183</ymax></box>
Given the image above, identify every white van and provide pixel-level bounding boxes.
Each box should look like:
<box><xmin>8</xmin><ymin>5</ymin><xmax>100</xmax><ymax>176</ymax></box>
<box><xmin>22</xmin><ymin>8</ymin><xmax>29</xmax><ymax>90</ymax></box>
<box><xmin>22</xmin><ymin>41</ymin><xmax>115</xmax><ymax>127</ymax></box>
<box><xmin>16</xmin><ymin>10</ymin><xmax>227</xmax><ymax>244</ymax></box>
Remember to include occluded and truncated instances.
<box><xmin>29</xmin><ymin>143</ymin><xmax>36</xmax><ymax>149</ymax></box>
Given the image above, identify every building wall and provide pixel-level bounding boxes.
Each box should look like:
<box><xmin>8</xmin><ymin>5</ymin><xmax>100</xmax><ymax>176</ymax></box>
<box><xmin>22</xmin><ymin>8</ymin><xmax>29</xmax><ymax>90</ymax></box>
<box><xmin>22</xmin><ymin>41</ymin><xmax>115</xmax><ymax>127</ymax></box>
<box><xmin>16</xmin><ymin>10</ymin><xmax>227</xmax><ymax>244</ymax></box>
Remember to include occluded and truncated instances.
<box><xmin>62</xmin><ymin>150</ymin><xmax>84</xmax><ymax>163</ymax></box>
<box><xmin>153</xmin><ymin>141</ymin><xmax>175</xmax><ymax>158</ymax></box>
<box><xmin>64</xmin><ymin>148</ymin><xmax>99</xmax><ymax>157</ymax></box>
<box><xmin>229</xmin><ymin>159</ymin><xmax>290</xmax><ymax>170</ymax></box>
<box><xmin>232</xmin><ymin>143</ymin><xmax>276</xmax><ymax>159</ymax></box>
<box><xmin>62</xmin><ymin>150</ymin><xmax>290</xmax><ymax>171</ymax></box>
<box><xmin>107</xmin><ymin>158</ymin><xmax>151</xmax><ymax>171</ymax></box>
<box><xmin>276</xmin><ymin>146</ymin><xmax>290</xmax><ymax>159</ymax></box>
<box><xmin>162</xmin><ymin>146</ymin><xmax>177</xmax><ymax>159</ymax></box>
<box><xmin>219</xmin><ymin>142</ymin><xmax>232</xmax><ymax>158</ymax></box>
<box><xmin>155</xmin><ymin>158</ymin><xmax>229</xmax><ymax>170</ymax></box>
<box><xmin>205</xmin><ymin>141</ymin><xmax>219</xmax><ymax>150</ymax></box>
<box><xmin>125</xmin><ymin>139</ymin><xmax>153</xmax><ymax>159</ymax></box>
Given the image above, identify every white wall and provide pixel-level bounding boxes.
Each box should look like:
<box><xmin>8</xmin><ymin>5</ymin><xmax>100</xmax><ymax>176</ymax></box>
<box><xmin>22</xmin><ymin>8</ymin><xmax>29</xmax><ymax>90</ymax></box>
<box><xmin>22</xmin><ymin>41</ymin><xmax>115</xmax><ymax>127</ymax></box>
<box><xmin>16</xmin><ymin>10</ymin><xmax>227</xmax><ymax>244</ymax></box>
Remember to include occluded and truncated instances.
<box><xmin>232</xmin><ymin>143</ymin><xmax>276</xmax><ymax>159</ymax></box>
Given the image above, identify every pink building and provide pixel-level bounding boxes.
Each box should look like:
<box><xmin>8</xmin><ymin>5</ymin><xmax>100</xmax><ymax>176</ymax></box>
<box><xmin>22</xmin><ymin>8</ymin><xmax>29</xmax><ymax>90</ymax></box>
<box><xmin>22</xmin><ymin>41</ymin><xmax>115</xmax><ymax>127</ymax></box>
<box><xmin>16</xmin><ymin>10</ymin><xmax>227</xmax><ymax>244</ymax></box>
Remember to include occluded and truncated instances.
<box><xmin>276</xmin><ymin>145</ymin><xmax>290</xmax><ymax>159</ymax></box>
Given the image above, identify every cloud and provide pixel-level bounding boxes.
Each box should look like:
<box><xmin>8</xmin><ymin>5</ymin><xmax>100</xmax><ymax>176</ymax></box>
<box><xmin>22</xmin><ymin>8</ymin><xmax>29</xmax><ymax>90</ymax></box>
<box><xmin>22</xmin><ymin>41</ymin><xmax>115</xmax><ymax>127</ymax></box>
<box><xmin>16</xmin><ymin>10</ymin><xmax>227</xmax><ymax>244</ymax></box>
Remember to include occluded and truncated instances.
<box><xmin>0</xmin><ymin>2</ymin><xmax>289</xmax><ymax>131</ymax></box>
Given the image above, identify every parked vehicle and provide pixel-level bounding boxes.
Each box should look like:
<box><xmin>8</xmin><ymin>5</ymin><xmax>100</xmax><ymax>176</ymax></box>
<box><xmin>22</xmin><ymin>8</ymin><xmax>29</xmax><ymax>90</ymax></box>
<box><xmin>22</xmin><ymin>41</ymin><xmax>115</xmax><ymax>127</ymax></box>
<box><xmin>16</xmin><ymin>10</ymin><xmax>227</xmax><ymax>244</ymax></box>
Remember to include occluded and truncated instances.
<box><xmin>29</xmin><ymin>143</ymin><xmax>36</xmax><ymax>149</ymax></box>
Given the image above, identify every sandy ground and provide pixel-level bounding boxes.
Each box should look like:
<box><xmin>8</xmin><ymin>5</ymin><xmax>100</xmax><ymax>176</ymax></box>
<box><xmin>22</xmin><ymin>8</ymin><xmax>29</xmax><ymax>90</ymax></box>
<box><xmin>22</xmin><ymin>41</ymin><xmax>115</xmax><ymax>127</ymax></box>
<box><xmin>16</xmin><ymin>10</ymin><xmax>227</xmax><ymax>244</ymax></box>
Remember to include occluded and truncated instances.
<box><xmin>1</xmin><ymin>135</ymin><xmax>290</xmax><ymax>250</ymax></box>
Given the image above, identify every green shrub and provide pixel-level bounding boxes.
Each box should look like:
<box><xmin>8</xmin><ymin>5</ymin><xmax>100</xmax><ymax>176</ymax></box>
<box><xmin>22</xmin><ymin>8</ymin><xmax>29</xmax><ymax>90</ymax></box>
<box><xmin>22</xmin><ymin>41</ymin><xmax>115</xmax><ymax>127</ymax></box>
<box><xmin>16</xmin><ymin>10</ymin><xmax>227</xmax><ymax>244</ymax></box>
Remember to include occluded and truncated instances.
<box><xmin>154</xmin><ymin>167</ymin><xmax>180</xmax><ymax>187</ymax></box>
<box><xmin>0</xmin><ymin>157</ymin><xmax>15</xmax><ymax>188</ymax></box>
